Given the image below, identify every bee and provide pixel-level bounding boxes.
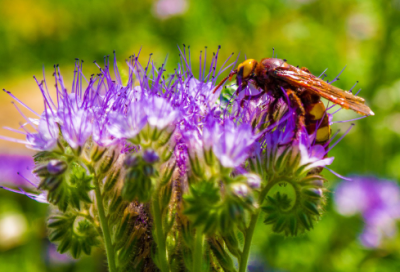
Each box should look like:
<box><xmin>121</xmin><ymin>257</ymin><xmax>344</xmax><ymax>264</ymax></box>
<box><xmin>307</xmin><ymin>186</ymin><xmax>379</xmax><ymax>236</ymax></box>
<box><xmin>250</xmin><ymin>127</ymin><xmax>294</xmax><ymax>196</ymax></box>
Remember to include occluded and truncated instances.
<box><xmin>213</xmin><ymin>58</ymin><xmax>374</xmax><ymax>147</ymax></box>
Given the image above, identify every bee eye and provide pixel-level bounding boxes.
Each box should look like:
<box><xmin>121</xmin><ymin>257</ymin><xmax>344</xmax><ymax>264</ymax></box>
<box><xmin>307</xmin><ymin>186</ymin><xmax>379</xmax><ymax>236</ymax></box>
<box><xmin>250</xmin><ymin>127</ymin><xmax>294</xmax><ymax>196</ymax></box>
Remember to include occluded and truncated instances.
<box><xmin>238</xmin><ymin>59</ymin><xmax>258</xmax><ymax>79</ymax></box>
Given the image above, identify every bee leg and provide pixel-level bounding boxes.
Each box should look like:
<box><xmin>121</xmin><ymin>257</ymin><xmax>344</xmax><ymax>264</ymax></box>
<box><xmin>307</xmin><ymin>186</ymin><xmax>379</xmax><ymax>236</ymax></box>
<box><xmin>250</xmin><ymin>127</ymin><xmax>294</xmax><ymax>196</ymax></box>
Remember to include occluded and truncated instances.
<box><xmin>266</xmin><ymin>97</ymin><xmax>280</xmax><ymax>126</ymax></box>
<box><xmin>286</xmin><ymin>89</ymin><xmax>306</xmax><ymax>139</ymax></box>
<box><xmin>240</xmin><ymin>91</ymin><xmax>266</xmax><ymax>107</ymax></box>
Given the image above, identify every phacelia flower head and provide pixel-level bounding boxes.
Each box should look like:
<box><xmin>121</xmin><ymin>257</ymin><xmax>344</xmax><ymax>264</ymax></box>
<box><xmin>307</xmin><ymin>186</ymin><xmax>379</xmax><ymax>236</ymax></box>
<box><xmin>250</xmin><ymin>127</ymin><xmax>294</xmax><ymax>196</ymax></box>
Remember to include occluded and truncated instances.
<box><xmin>335</xmin><ymin>176</ymin><xmax>400</xmax><ymax>248</ymax></box>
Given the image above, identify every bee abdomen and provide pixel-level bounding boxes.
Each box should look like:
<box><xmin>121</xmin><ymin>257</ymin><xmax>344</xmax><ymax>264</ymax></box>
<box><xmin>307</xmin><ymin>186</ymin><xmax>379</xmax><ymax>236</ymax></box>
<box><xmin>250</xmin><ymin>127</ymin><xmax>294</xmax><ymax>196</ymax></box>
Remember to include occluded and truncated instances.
<box><xmin>304</xmin><ymin>101</ymin><xmax>331</xmax><ymax>147</ymax></box>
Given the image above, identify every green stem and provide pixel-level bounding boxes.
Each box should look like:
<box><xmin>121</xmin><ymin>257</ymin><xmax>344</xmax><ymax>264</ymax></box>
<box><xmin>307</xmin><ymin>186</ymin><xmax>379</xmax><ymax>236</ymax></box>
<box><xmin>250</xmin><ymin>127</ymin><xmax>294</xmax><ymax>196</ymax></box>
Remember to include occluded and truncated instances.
<box><xmin>152</xmin><ymin>187</ymin><xmax>169</xmax><ymax>272</ymax></box>
<box><xmin>94</xmin><ymin>177</ymin><xmax>117</xmax><ymax>272</ymax></box>
<box><xmin>239</xmin><ymin>211</ymin><xmax>259</xmax><ymax>272</ymax></box>
<box><xmin>239</xmin><ymin>182</ymin><xmax>274</xmax><ymax>272</ymax></box>
<box><xmin>193</xmin><ymin>226</ymin><xmax>204</xmax><ymax>272</ymax></box>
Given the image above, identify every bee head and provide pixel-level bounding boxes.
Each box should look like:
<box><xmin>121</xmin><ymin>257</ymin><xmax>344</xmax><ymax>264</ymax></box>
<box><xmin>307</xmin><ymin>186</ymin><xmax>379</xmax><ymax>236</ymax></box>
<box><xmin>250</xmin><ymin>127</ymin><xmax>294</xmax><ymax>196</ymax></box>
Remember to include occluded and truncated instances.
<box><xmin>237</xmin><ymin>59</ymin><xmax>258</xmax><ymax>81</ymax></box>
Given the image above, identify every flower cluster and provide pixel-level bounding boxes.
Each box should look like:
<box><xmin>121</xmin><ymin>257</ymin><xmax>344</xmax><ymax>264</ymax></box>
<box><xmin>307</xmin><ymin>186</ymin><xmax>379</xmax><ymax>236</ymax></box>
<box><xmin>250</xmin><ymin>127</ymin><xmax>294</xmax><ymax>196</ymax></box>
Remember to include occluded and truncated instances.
<box><xmin>0</xmin><ymin>48</ymin><xmax>364</xmax><ymax>272</ymax></box>
<box><xmin>335</xmin><ymin>176</ymin><xmax>400</xmax><ymax>248</ymax></box>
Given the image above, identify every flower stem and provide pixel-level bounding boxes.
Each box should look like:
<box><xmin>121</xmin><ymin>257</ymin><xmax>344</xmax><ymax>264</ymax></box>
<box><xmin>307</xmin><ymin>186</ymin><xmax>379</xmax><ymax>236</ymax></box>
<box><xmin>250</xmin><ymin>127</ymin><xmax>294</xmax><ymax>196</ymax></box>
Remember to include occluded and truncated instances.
<box><xmin>152</xmin><ymin>187</ymin><xmax>169</xmax><ymax>272</ymax></box>
<box><xmin>193</xmin><ymin>226</ymin><xmax>204</xmax><ymax>272</ymax></box>
<box><xmin>94</xmin><ymin>176</ymin><xmax>117</xmax><ymax>272</ymax></box>
<box><xmin>239</xmin><ymin>182</ymin><xmax>273</xmax><ymax>272</ymax></box>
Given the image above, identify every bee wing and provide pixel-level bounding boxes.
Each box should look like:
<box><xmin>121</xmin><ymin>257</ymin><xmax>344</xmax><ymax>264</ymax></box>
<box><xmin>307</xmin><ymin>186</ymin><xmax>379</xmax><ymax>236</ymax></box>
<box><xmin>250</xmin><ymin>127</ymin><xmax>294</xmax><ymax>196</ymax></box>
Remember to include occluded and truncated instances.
<box><xmin>274</xmin><ymin>69</ymin><xmax>374</xmax><ymax>116</ymax></box>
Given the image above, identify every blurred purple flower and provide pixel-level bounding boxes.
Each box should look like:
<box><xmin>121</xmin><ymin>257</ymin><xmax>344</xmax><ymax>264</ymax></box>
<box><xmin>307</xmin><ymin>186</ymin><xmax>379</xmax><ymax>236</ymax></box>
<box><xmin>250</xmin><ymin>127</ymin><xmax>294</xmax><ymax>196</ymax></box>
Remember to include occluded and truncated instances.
<box><xmin>46</xmin><ymin>243</ymin><xmax>75</xmax><ymax>265</ymax></box>
<box><xmin>153</xmin><ymin>0</ymin><xmax>188</xmax><ymax>19</ymax></box>
<box><xmin>0</xmin><ymin>154</ymin><xmax>36</xmax><ymax>187</ymax></box>
<box><xmin>335</xmin><ymin>176</ymin><xmax>400</xmax><ymax>248</ymax></box>
<box><xmin>0</xmin><ymin>154</ymin><xmax>46</xmax><ymax>203</ymax></box>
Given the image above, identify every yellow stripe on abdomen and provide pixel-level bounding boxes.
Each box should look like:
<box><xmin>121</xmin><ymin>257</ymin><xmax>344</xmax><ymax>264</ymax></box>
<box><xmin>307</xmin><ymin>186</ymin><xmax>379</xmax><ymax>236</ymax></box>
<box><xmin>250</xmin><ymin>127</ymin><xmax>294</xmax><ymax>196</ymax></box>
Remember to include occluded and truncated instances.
<box><xmin>316</xmin><ymin>126</ymin><xmax>330</xmax><ymax>143</ymax></box>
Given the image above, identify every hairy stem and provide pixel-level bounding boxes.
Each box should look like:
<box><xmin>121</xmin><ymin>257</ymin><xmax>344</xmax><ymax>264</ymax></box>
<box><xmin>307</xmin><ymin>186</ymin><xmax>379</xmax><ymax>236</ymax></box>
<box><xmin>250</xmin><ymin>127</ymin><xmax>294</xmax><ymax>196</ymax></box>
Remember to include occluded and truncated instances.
<box><xmin>193</xmin><ymin>226</ymin><xmax>204</xmax><ymax>272</ymax></box>
<box><xmin>94</xmin><ymin>176</ymin><xmax>117</xmax><ymax>272</ymax></box>
<box><xmin>152</xmin><ymin>187</ymin><xmax>169</xmax><ymax>272</ymax></box>
<box><xmin>239</xmin><ymin>181</ymin><xmax>274</xmax><ymax>272</ymax></box>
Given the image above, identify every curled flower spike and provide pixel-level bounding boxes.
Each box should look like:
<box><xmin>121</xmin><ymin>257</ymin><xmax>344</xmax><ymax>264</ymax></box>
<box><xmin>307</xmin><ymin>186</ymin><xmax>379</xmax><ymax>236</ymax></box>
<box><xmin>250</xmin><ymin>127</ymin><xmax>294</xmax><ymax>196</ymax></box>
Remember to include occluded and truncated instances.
<box><xmin>248</xmin><ymin>110</ymin><xmax>334</xmax><ymax>236</ymax></box>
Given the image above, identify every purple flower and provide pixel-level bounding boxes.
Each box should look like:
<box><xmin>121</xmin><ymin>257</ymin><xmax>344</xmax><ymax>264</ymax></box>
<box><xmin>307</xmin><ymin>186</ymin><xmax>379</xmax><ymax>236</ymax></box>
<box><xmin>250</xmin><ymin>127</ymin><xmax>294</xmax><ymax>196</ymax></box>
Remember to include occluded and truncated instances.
<box><xmin>335</xmin><ymin>176</ymin><xmax>400</xmax><ymax>248</ymax></box>
<box><xmin>146</xmin><ymin>96</ymin><xmax>180</xmax><ymax>129</ymax></box>
<box><xmin>0</xmin><ymin>154</ymin><xmax>36</xmax><ymax>187</ymax></box>
<box><xmin>26</xmin><ymin>111</ymin><xmax>59</xmax><ymax>151</ymax></box>
<box><xmin>0</xmin><ymin>185</ymin><xmax>47</xmax><ymax>203</ymax></box>
<box><xmin>244</xmin><ymin>173</ymin><xmax>261</xmax><ymax>189</ymax></box>
<box><xmin>107</xmin><ymin>100</ymin><xmax>147</xmax><ymax>139</ymax></box>
<box><xmin>107</xmin><ymin>96</ymin><xmax>179</xmax><ymax>141</ymax></box>
<box><xmin>204</xmin><ymin>118</ymin><xmax>256</xmax><ymax>168</ymax></box>
<box><xmin>153</xmin><ymin>0</ymin><xmax>188</xmax><ymax>19</ymax></box>
<box><xmin>0</xmin><ymin>154</ymin><xmax>46</xmax><ymax>203</ymax></box>
<box><xmin>59</xmin><ymin>109</ymin><xmax>93</xmax><ymax>149</ymax></box>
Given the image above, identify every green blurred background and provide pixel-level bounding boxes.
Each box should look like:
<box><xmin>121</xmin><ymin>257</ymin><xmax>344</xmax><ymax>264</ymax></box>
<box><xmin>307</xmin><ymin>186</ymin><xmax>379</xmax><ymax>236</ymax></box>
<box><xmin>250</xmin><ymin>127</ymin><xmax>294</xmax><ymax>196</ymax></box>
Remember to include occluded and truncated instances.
<box><xmin>1</xmin><ymin>0</ymin><xmax>400</xmax><ymax>271</ymax></box>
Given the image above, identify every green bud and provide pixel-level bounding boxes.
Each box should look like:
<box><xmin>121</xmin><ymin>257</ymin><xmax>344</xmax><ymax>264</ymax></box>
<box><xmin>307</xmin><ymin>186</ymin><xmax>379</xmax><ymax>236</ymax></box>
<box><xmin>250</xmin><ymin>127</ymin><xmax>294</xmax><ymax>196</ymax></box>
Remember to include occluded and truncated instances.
<box><xmin>222</xmin><ymin>231</ymin><xmax>240</xmax><ymax>257</ymax></box>
<box><xmin>98</xmin><ymin>151</ymin><xmax>115</xmax><ymax>173</ymax></box>
<box><xmin>272</xmin><ymin>217</ymin><xmax>287</xmax><ymax>233</ymax></box>
<box><xmin>302</xmin><ymin>188</ymin><xmax>323</xmax><ymax>199</ymax></box>
<box><xmin>91</xmin><ymin>146</ymin><xmax>107</xmax><ymax>162</ymax></box>
<box><xmin>122</xmin><ymin>169</ymin><xmax>152</xmax><ymax>202</ymax></box>
<box><xmin>48</xmin><ymin>213</ymin><xmax>99</xmax><ymax>259</ymax></box>
<box><xmin>298</xmin><ymin>212</ymin><xmax>312</xmax><ymax>231</ymax></box>
<box><xmin>104</xmin><ymin>170</ymin><xmax>120</xmax><ymax>193</ymax></box>
<box><xmin>161</xmin><ymin>146</ymin><xmax>173</xmax><ymax>162</ymax></box>
<box><xmin>157</xmin><ymin>129</ymin><xmax>174</xmax><ymax>147</ymax></box>
<box><xmin>160</xmin><ymin>162</ymin><xmax>175</xmax><ymax>185</ymax></box>
<box><xmin>288</xmin><ymin>216</ymin><xmax>298</xmax><ymax>236</ymax></box>
<box><xmin>263</xmin><ymin>212</ymin><xmax>279</xmax><ymax>224</ymax></box>
<box><xmin>58</xmin><ymin>237</ymin><xmax>72</xmax><ymax>254</ymax></box>
<box><xmin>209</xmin><ymin>238</ymin><xmax>236</xmax><ymax>272</ymax></box>
<box><xmin>303</xmin><ymin>200</ymin><xmax>320</xmax><ymax>216</ymax></box>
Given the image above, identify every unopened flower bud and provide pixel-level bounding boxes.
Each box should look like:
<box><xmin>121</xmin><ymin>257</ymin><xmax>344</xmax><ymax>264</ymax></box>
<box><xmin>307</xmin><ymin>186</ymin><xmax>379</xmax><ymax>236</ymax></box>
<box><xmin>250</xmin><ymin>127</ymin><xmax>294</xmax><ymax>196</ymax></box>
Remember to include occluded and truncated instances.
<box><xmin>124</xmin><ymin>155</ymin><xmax>139</xmax><ymax>168</ymax></box>
<box><xmin>244</xmin><ymin>173</ymin><xmax>261</xmax><ymax>189</ymax></box>
<box><xmin>143</xmin><ymin>165</ymin><xmax>155</xmax><ymax>176</ymax></box>
<box><xmin>47</xmin><ymin>160</ymin><xmax>68</xmax><ymax>175</ymax></box>
<box><xmin>143</xmin><ymin>149</ymin><xmax>159</xmax><ymax>164</ymax></box>
<box><xmin>232</xmin><ymin>183</ymin><xmax>249</xmax><ymax>198</ymax></box>
<box><xmin>33</xmin><ymin>164</ymin><xmax>50</xmax><ymax>177</ymax></box>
